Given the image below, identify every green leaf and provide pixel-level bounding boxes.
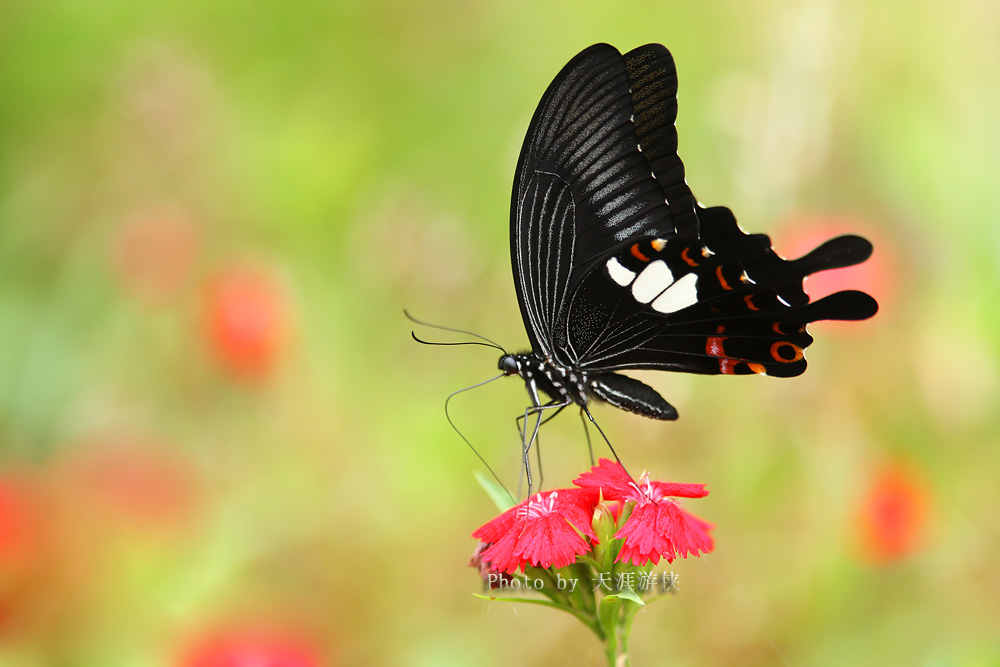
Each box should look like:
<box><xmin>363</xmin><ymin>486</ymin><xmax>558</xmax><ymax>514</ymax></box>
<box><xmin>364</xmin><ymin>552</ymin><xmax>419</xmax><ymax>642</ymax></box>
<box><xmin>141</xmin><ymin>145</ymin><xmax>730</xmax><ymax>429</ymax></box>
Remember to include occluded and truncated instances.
<box><xmin>474</xmin><ymin>471</ymin><xmax>517</xmax><ymax>511</ymax></box>
<box><xmin>606</xmin><ymin>587</ymin><xmax>645</xmax><ymax>606</ymax></box>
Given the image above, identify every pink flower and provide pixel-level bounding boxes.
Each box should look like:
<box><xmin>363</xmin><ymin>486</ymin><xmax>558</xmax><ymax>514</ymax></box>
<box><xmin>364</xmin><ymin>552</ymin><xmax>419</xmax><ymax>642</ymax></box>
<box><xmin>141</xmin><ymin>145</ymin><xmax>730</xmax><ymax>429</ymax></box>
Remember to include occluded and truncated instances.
<box><xmin>574</xmin><ymin>459</ymin><xmax>714</xmax><ymax>566</ymax></box>
<box><xmin>472</xmin><ymin>488</ymin><xmax>597</xmax><ymax>574</ymax></box>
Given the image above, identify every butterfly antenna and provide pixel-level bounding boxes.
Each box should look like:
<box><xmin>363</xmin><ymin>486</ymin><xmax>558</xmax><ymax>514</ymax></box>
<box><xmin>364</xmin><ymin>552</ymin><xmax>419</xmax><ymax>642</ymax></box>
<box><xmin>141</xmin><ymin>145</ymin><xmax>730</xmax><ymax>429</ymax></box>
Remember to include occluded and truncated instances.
<box><xmin>404</xmin><ymin>309</ymin><xmax>507</xmax><ymax>353</ymax></box>
<box><xmin>410</xmin><ymin>332</ymin><xmax>503</xmax><ymax>351</ymax></box>
<box><xmin>444</xmin><ymin>373</ymin><xmax>516</xmax><ymax>505</ymax></box>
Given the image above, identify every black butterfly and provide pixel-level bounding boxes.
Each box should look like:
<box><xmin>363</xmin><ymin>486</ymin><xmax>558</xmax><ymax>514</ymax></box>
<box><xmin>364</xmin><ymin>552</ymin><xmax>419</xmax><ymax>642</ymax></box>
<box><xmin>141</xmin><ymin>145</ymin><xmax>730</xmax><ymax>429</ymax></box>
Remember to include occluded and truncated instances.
<box><xmin>495</xmin><ymin>43</ymin><xmax>877</xmax><ymax>467</ymax></box>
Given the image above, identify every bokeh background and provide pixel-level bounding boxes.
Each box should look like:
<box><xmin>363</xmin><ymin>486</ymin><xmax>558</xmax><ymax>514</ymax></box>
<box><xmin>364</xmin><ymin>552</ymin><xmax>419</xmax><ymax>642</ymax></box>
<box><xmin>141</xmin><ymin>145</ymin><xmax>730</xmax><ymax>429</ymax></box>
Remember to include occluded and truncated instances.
<box><xmin>0</xmin><ymin>0</ymin><xmax>997</xmax><ymax>665</ymax></box>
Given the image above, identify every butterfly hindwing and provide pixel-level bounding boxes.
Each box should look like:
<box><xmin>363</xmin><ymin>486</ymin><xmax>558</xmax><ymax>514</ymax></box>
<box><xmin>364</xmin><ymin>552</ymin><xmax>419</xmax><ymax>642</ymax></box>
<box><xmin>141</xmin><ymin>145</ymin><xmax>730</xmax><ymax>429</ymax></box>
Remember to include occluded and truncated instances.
<box><xmin>564</xmin><ymin>235</ymin><xmax>877</xmax><ymax>376</ymax></box>
<box><xmin>696</xmin><ymin>205</ymin><xmax>874</xmax><ymax>307</ymax></box>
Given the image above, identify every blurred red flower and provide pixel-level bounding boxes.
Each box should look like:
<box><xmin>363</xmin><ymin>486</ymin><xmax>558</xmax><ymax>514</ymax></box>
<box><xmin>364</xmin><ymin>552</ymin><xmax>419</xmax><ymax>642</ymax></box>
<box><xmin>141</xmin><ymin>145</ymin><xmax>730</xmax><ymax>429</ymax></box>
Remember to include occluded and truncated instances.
<box><xmin>776</xmin><ymin>215</ymin><xmax>895</xmax><ymax>321</ymax></box>
<box><xmin>857</xmin><ymin>463</ymin><xmax>929</xmax><ymax>563</ymax></box>
<box><xmin>473</xmin><ymin>488</ymin><xmax>597</xmax><ymax>574</ymax></box>
<box><xmin>204</xmin><ymin>265</ymin><xmax>289</xmax><ymax>380</ymax></box>
<box><xmin>0</xmin><ymin>471</ymin><xmax>50</xmax><ymax>637</ymax></box>
<box><xmin>113</xmin><ymin>208</ymin><xmax>199</xmax><ymax>303</ymax></box>
<box><xmin>0</xmin><ymin>475</ymin><xmax>41</xmax><ymax>563</ymax></box>
<box><xmin>59</xmin><ymin>434</ymin><xmax>200</xmax><ymax>529</ymax></box>
<box><xmin>182</xmin><ymin>628</ymin><xmax>322</xmax><ymax>667</ymax></box>
<box><xmin>574</xmin><ymin>459</ymin><xmax>714</xmax><ymax>566</ymax></box>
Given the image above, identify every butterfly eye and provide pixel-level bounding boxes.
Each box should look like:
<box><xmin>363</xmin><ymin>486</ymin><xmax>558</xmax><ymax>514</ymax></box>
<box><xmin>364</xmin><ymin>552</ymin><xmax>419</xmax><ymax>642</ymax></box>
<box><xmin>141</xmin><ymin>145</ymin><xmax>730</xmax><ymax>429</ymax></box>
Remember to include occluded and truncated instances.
<box><xmin>499</xmin><ymin>355</ymin><xmax>520</xmax><ymax>375</ymax></box>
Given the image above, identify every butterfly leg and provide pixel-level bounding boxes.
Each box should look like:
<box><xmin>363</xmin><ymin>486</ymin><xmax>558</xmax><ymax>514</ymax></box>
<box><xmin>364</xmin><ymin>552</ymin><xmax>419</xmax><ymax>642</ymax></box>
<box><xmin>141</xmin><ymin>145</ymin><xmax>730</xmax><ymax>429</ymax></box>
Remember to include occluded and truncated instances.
<box><xmin>581</xmin><ymin>405</ymin><xmax>634</xmax><ymax>480</ymax></box>
<box><xmin>517</xmin><ymin>399</ymin><xmax>572</xmax><ymax>495</ymax></box>
<box><xmin>578</xmin><ymin>408</ymin><xmax>595</xmax><ymax>466</ymax></box>
<box><xmin>515</xmin><ymin>402</ymin><xmax>568</xmax><ymax>443</ymax></box>
<box><xmin>516</xmin><ymin>402</ymin><xmax>569</xmax><ymax>491</ymax></box>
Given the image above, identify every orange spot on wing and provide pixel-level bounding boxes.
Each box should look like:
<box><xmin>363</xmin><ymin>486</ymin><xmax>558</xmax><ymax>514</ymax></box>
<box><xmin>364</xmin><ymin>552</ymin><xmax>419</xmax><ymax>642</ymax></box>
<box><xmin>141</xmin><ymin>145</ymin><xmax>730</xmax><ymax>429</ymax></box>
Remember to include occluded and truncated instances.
<box><xmin>747</xmin><ymin>362</ymin><xmax>766</xmax><ymax>374</ymax></box>
<box><xmin>771</xmin><ymin>341</ymin><xmax>804</xmax><ymax>363</ymax></box>
<box><xmin>680</xmin><ymin>247</ymin><xmax>698</xmax><ymax>267</ymax></box>
<box><xmin>651</xmin><ymin>238</ymin><xmax>666</xmax><ymax>252</ymax></box>
<box><xmin>743</xmin><ymin>295</ymin><xmax>759</xmax><ymax>311</ymax></box>
<box><xmin>630</xmin><ymin>244</ymin><xmax>650</xmax><ymax>262</ymax></box>
<box><xmin>716</xmin><ymin>266</ymin><xmax>732</xmax><ymax>291</ymax></box>
<box><xmin>772</xmin><ymin>322</ymin><xmax>786</xmax><ymax>335</ymax></box>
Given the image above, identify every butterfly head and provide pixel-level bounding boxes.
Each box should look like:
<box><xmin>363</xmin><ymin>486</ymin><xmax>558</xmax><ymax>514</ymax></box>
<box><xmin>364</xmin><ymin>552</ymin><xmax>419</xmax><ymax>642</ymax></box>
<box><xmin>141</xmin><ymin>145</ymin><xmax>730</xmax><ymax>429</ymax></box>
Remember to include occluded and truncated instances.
<box><xmin>498</xmin><ymin>354</ymin><xmax>521</xmax><ymax>376</ymax></box>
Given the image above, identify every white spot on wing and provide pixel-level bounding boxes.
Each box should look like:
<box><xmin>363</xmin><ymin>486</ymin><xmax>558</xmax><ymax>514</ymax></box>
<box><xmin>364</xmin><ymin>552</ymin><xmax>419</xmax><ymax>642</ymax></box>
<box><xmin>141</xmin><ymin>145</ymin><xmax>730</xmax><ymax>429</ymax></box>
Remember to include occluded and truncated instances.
<box><xmin>652</xmin><ymin>272</ymin><xmax>699</xmax><ymax>313</ymax></box>
<box><xmin>606</xmin><ymin>257</ymin><xmax>636</xmax><ymax>286</ymax></box>
<box><xmin>631</xmin><ymin>260</ymin><xmax>674</xmax><ymax>304</ymax></box>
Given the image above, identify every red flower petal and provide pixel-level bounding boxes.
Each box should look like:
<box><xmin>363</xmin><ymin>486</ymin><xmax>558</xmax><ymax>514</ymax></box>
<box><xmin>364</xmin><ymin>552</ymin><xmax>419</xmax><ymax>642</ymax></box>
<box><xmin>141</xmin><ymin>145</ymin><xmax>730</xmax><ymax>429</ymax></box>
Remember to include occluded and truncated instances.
<box><xmin>573</xmin><ymin>458</ymin><xmax>636</xmax><ymax>501</ymax></box>
<box><xmin>471</xmin><ymin>508</ymin><xmax>518</xmax><ymax>544</ymax></box>
<box><xmin>482</xmin><ymin>513</ymin><xmax>592</xmax><ymax>574</ymax></box>
<box><xmin>472</xmin><ymin>489</ymin><xmax>597</xmax><ymax>574</ymax></box>
<box><xmin>647</xmin><ymin>480</ymin><xmax>708</xmax><ymax>499</ymax></box>
<box><xmin>614</xmin><ymin>501</ymin><xmax>715</xmax><ymax>567</ymax></box>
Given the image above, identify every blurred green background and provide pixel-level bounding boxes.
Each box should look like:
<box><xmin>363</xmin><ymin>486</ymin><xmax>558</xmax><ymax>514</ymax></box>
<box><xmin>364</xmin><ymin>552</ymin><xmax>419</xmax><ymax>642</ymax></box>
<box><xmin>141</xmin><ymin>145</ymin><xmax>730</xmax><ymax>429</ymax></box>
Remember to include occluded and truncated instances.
<box><xmin>0</xmin><ymin>0</ymin><xmax>997</xmax><ymax>665</ymax></box>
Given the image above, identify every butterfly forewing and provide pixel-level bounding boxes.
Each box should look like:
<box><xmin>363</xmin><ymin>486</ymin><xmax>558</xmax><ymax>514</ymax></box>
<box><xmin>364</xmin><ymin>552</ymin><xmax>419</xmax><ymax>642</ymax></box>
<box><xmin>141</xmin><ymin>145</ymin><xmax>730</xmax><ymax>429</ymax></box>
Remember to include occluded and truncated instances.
<box><xmin>511</xmin><ymin>44</ymin><xmax>689</xmax><ymax>359</ymax></box>
<box><xmin>623</xmin><ymin>44</ymin><xmax>699</xmax><ymax>237</ymax></box>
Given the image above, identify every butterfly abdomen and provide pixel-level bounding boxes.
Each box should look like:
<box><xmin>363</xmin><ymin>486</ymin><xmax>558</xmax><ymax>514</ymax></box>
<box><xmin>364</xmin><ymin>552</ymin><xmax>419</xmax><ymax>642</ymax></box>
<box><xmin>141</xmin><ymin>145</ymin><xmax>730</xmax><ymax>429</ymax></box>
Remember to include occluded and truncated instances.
<box><xmin>589</xmin><ymin>372</ymin><xmax>678</xmax><ymax>420</ymax></box>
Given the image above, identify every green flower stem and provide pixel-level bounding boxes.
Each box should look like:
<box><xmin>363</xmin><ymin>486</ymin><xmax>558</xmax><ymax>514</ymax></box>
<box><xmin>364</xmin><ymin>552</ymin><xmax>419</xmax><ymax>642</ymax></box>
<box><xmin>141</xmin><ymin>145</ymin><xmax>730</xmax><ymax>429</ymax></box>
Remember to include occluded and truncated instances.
<box><xmin>574</xmin><ymin>561</ymin><xmax>597</xmax><ymax>615</ymax></box>
<box><xmin>532</xmin><ymin>568</ymin><xmax>570</xmax><ymax>605</ymax></box>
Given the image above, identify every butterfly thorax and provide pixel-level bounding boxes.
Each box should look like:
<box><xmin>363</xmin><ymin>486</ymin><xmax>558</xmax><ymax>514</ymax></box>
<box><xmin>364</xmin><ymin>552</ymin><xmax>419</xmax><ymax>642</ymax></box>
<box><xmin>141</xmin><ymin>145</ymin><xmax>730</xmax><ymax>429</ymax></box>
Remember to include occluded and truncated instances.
<box><xmin>499</xmin><ymin>352</ymin><xmax>590</xmax><ymax>407</ymax></box>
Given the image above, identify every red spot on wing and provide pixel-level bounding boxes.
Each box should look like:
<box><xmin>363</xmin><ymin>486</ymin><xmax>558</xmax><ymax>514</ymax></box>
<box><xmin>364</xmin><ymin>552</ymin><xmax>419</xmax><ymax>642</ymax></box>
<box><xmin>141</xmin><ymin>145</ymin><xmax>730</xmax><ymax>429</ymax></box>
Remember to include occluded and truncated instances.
<box><xmin>680</xmin><ymin>247</ymin><xmax>698</xmax><ymax>267</ymax></box>
<box><xmin>706</xmin><ymin>324</ymin><xmax>734</xmax><ymax>373</ymax></box>
<box><xmin>743</xmin><ymin>294</ymin><xmax>759</xmax><ymax>311</ymax></box>
<box><xmin>706</xmin><ymin>335</ymin><xmax>726</xmax><ymax>357</ymax></box>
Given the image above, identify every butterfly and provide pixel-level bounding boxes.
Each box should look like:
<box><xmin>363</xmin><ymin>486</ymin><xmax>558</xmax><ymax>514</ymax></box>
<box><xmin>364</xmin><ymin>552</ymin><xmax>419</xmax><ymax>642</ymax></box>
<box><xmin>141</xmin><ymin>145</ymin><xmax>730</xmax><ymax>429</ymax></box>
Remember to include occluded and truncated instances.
<box><xmin>494</xmin><ymin>43</ymin><xmax>878</xmax><ymax>470</ymax></box>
